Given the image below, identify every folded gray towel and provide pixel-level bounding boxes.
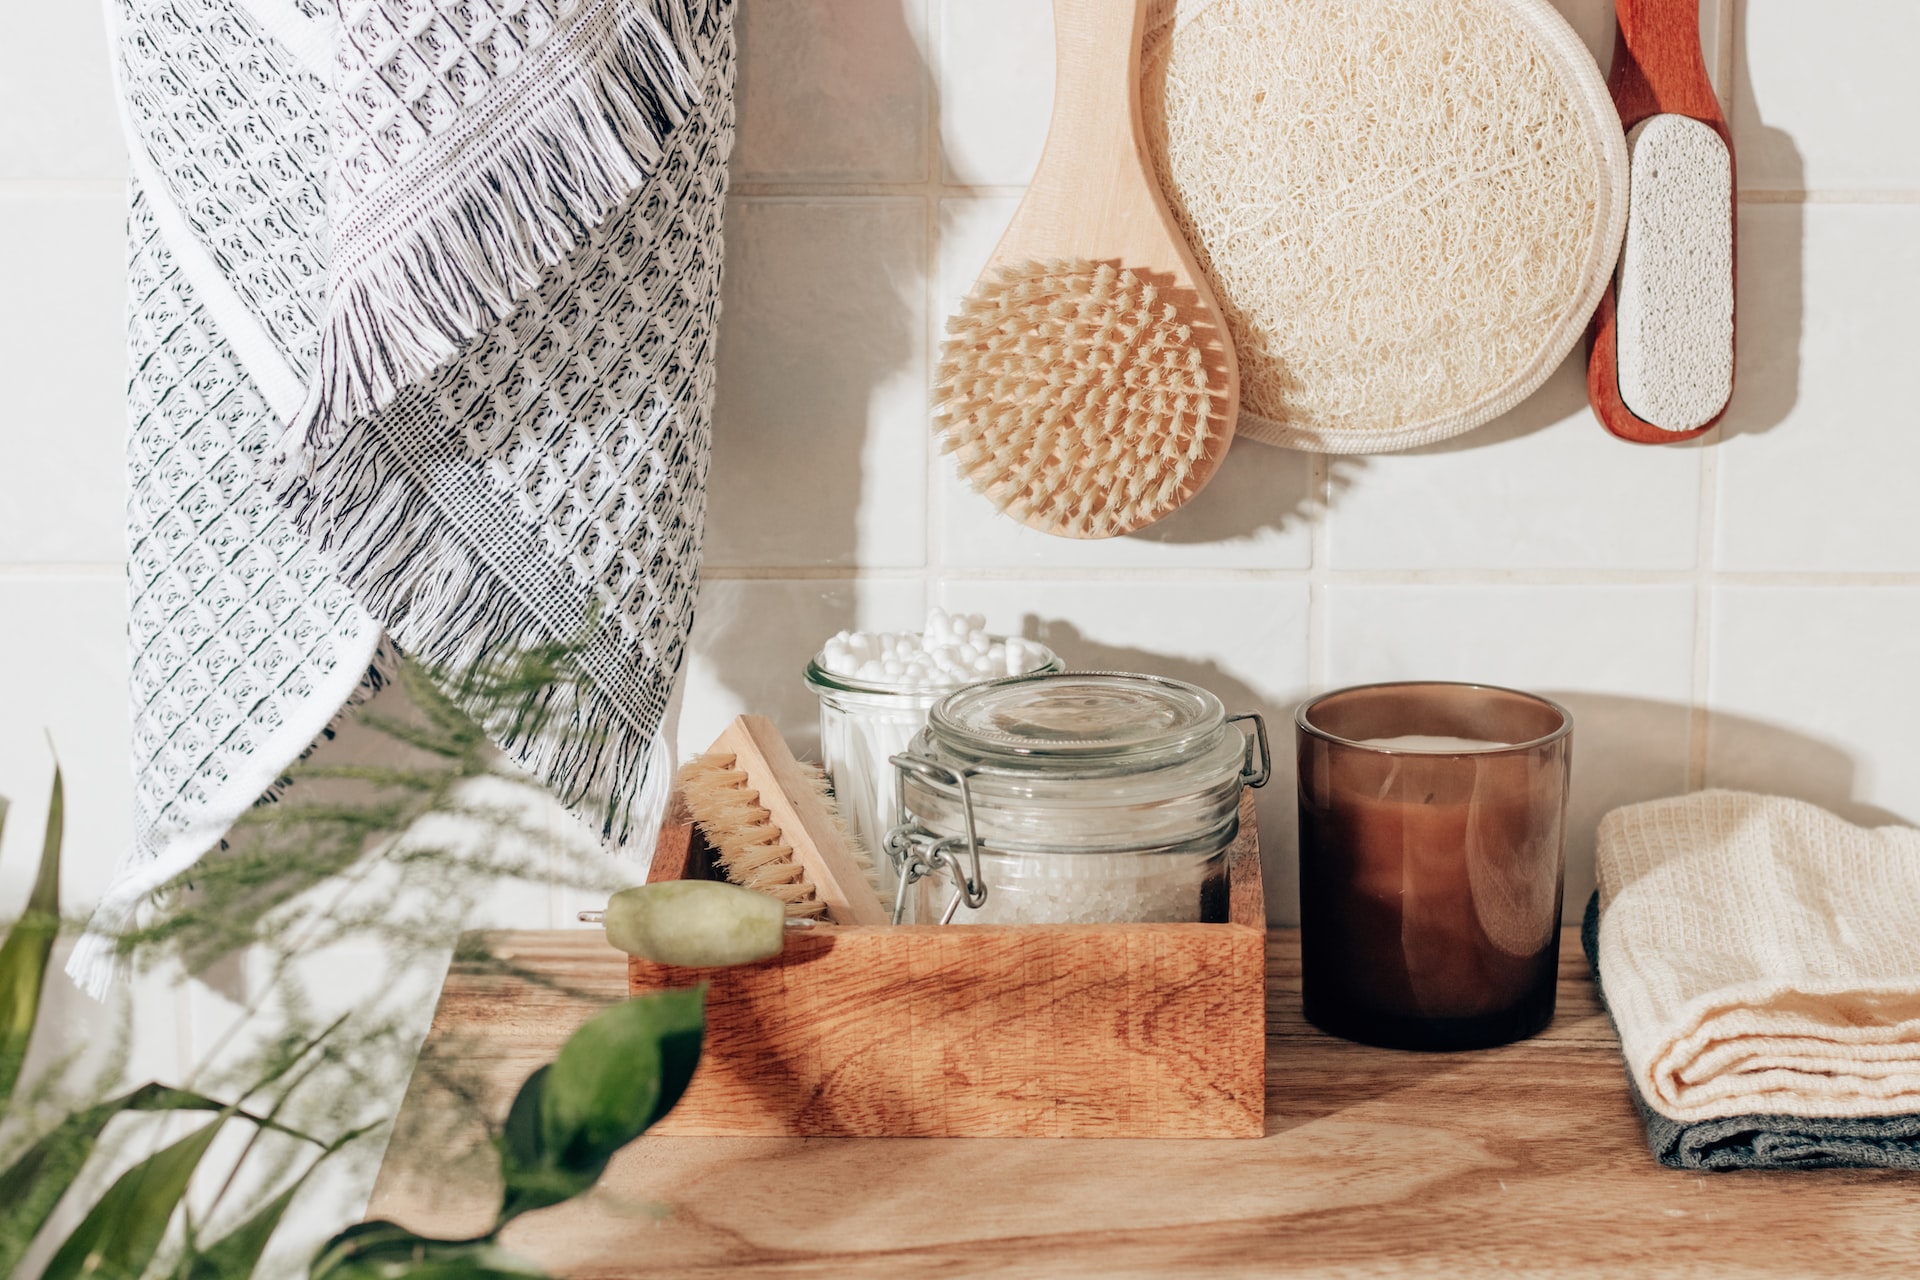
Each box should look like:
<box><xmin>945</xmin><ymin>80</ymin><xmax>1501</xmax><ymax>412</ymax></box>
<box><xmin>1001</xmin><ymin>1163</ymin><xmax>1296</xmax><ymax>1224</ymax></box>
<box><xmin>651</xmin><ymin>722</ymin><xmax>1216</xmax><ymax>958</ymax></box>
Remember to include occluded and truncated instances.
<box><xmin>1582</xmin><ymin>893</ymin><xmax>1920</xmax><ymax>1171</ymax></box>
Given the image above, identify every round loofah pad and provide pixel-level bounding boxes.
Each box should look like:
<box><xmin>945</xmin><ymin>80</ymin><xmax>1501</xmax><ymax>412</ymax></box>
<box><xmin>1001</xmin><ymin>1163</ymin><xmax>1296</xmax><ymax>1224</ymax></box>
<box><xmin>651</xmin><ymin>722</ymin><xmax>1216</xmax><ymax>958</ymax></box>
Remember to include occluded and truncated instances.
<box><xmin>1141</xmin><ymin>0</ymin><xmax>1628</xmax><ymax>453</ymax></box>
<box><xmin>934</xmin><ymin>259</ymin><xmax>1224</xmax><ymax>539</ymax></box>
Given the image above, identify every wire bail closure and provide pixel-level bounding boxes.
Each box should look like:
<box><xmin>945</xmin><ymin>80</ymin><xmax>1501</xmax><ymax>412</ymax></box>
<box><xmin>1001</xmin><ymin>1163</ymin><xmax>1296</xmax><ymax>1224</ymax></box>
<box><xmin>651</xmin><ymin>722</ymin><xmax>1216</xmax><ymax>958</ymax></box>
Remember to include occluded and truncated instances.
<box><xmin>1229</xmin><ymin>712</ymin><xmax>1272</xmax><ymax>788</ymax></box>
<box><xmin>884</xmin><ymin>752</ymin><xmax>988</xmax><ymax>925</ymax></box>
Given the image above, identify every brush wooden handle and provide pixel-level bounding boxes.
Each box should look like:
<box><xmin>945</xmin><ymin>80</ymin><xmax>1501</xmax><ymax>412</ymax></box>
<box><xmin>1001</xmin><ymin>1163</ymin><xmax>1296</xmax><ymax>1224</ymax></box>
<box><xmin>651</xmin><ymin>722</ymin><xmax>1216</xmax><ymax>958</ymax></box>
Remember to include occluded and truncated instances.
<box><xmin>990</xmin><ymin>0</ymin><xmax>1191</xmax><ymax>279</ymax></box>
<box><xmin>1586</xmin><ymin>0</ymin><xmax>1736</xmax><ymax>445</ymax></box>
<box><xmin>978</xmin><ymin>0</ymin><xmax>1238</xmax><ymax>501</ymax></box>
<box><xmin>713</xmin><ymin>716</ymin><xmax>890</xmax><ymax>927</ymax></box>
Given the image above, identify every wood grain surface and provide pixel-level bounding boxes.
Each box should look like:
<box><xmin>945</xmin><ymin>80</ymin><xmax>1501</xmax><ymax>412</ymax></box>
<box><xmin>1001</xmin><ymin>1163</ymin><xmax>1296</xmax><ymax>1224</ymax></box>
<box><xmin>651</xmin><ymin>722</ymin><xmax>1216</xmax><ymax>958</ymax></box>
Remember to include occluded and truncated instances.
<box><xmin>1586</xmin><ymin>0</ymin><xmax>1736</xmax><ymax>445</ymax></box>
<box><xmin>697</xmin><ymin>716</ymin><xmax>891</xmax><ymax>926</ymax></box>
<box><xmin>630</xmin><ymin>791</ymin><xmax>1265</xmax><ymax>1138</ymax></box>
<box><xmin>370</xmin><ymin>930</ymin><xmax>1918</xmax><ymax>1278</ymax></box>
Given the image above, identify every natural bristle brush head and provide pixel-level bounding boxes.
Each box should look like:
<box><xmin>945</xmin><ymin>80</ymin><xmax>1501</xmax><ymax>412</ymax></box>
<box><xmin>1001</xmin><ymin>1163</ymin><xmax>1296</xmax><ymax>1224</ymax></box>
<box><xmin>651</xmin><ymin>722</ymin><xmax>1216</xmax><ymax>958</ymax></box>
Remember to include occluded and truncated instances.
<box><xmin>675</xmin><ymin>716</ymin><xmax>892</xmax><ymax>927</ymax></box>
<box><xmin>935</xmin><ymin>258</ymin><xmax>1224</xmax><ymax>540</ymax></box>
<box><xmin>677</xmin><ymin>751</ymin><xmax>828</xmax><ymax>918</ymax></box>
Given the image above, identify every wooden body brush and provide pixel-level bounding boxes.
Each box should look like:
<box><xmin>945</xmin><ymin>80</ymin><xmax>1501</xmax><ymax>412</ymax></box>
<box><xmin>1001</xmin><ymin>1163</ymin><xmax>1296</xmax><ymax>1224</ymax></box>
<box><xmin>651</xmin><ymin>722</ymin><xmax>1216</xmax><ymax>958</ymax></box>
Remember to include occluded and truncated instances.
<box><xmin>934</xmin><ymin>0</ymin><xmax>1238</xmax><ymax>540</ymax></box>
<box><xmin>677</xmin><ymin>715</ymin><xmax>889</xmax><ymax>926</ymax></box>
<box><xmin>1586</xmin><ymin>0</ymin><xmax>1735</xmax><ymax>443</ymax></box>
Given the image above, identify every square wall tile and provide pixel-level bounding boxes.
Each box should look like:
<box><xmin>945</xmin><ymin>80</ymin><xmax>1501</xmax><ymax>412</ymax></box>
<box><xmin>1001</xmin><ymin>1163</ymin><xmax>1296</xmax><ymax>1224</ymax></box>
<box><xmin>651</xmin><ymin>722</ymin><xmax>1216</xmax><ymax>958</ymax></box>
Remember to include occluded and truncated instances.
<box><xmin>733</xmin><ymin>0</ymin><xmax>929</xmax><ymax>182</ymax></box>
<box><xmin>0</xmin><ymin>192</ymin><xmax>128</xmax><ymax>563</ymax></box>
<box><xmin>1326</xmin><ymin>356</ymin><xmax>1702</xmax><ymax>571</ymax></box>
<box><xmin>706</xmin><ymin>198</ymin><xmax>929</xmax><ymax>569</ymax></box>
<box><xmin>0</xmin><ymin>577</ymin><xmax>131</xmax><ymax>914</ymax></box>
<box><xmin>1325</xmin><ymin>586</ymin><xmax>1697</xmax><ymax>919</ymax></box>
<box><xmin>1716</xmin><ymin>205</ymin><xmax>1920</xmax><ymax>572</ymax></box>
<box><xmin>938</xmin><ymin>0</ymin><xmax>1053</xmax><ymax>186</ymax></box>
<box><xmin>1736</xmin><ymin>1</ymin><xmax>1920</xmax><ymax>191</ymax></box>
<box><xmin>936</xmin><ymin>578</ymin><xmax>1311</xmax><ymax>923</ymax></box>
<box><xmin>675</xmin><ymin>576</ymin><xmax>927</xmax><ymax>761</ymax></box>
<box><xmin>933</xmin><ymin>198</ymin><xmax>1315</xmax><ymax>569</ymax></box>
<box><xmin>0</xmin><ymin>0</ymin><xmax>124</xmax><ymax>178</ymax></box>
<box><xmin>1707</xmin><ymin>587</ymin><xmax>1920</xmax><ymax>828</ymax></box>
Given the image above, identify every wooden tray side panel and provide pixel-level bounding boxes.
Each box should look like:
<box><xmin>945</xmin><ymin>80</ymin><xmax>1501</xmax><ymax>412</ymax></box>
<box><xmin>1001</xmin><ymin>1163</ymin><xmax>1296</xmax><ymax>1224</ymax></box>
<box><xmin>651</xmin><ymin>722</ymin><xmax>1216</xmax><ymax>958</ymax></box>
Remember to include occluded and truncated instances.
<box><xmin>633</xmin><ymin>791</ymin><xmax>1267</xmax><ymax>1138</ymax></box>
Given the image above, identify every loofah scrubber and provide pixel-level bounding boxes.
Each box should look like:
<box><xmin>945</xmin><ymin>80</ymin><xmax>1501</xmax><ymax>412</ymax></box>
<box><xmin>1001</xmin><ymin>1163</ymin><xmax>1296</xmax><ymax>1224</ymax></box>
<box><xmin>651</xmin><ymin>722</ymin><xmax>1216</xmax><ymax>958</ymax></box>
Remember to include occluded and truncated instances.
<box><xmin>934</xmin><ymin>258</ymin><xmax>1222</xmax><ymax>540</ymax></box>
<box><xmin>1142</xmin><ymin>0</ymin><xmax>1628</xmax><ymax>454</ymax></box>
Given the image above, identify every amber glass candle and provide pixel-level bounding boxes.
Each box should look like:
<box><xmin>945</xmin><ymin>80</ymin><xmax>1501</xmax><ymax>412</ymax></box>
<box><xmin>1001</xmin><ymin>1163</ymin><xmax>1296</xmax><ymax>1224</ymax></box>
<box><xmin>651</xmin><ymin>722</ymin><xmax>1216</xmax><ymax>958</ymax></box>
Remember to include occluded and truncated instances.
<box><xmin>1296</xmin><ymin>682</ymin><xmax>1572</xmax><ymax>1051</ymax></box>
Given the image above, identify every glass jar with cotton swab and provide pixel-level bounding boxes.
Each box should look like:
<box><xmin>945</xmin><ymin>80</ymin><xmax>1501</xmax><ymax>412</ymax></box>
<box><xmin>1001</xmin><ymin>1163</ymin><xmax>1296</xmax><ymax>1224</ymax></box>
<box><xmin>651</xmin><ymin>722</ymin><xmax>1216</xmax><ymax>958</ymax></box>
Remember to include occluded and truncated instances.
<box><xmin>804</xmin><ymin>610</ymin><xmax>1062</xmax><ymax>907</ymax></box>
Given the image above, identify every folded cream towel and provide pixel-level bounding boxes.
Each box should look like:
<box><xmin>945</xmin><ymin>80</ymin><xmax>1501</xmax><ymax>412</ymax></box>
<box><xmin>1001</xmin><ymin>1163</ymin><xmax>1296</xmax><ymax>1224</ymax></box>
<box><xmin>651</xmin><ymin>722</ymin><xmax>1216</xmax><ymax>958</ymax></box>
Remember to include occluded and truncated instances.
<box><xmin>1596</xmin><ymin>790</ymin><xmax>1920</xmax><ymax>1123</ymax></box>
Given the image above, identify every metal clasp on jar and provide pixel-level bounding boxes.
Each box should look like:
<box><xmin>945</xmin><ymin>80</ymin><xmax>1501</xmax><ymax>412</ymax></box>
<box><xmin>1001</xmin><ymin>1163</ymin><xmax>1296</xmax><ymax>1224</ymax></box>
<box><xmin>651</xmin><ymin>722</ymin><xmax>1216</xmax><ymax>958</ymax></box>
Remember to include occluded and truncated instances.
<box><xmin>1230</xmin><ymin>712</ymin><xmax>1273</xmax><ymax>789</ymax></box>
<box><xmin>883</xmin><ymin>753</ymin><xmax>988</xmax><ymax>926</ymax></box>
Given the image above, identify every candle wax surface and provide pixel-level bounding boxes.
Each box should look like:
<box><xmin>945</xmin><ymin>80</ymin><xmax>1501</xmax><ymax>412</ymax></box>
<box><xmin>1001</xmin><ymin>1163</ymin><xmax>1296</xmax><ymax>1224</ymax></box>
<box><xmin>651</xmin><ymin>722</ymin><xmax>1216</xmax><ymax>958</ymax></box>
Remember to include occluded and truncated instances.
<box><xmin>1354</xmin><ymin>734</ymin><xmax>1514</xmax><ymax>753</ymax></box>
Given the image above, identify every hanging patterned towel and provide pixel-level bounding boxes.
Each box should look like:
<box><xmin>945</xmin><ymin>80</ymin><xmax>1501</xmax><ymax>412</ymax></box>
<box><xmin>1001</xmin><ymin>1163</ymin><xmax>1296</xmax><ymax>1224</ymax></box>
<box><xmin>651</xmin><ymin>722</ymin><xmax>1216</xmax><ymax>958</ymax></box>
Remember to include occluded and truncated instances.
<box><xmin>1594</xmin><ymin>790</ymin><xmax>1920</xmax><ymax>1125</ymax></box>
<box><xmin>73</xmin><ymin>0</ymin><xmax>736</xmax><ymax>994</ymax></box>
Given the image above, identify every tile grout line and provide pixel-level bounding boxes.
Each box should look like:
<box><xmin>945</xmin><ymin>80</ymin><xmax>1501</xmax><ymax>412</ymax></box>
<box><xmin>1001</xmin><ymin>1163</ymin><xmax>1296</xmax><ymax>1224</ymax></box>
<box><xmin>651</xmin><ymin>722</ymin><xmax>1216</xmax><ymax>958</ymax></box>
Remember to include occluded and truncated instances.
<box><xmin>700</xmin><ymin>563</ymin><xmax>1920</xmax><ymax>587</ymax></box>
<box><xmin>1687</xmin><ymin>0</ymin><xmax>1735</xmax><ymax>795</ymax></box>
<box><xmin>922</xmin><ymin>0</ymin><xmax>943</xmax><ymax>622</ymax></box>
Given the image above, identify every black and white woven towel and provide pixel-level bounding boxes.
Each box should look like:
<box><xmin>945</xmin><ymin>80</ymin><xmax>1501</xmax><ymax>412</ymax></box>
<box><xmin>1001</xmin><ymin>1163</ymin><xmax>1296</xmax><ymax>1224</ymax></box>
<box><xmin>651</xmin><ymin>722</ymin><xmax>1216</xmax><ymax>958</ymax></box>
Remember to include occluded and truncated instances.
<box><xmin>75</xmin><ymin>0</ymin><xmax>736</xmax><ymax>992</ymax></box>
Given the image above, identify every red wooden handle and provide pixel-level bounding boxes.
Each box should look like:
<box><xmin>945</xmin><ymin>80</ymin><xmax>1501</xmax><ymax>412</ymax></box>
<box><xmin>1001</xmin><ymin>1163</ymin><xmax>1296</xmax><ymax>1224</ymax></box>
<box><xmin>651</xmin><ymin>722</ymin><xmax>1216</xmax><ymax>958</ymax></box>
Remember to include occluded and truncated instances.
<box><xmin>1586</xmin><ymin>0</ymin><xmax>1734</xmax><ymax>445</ymax></box>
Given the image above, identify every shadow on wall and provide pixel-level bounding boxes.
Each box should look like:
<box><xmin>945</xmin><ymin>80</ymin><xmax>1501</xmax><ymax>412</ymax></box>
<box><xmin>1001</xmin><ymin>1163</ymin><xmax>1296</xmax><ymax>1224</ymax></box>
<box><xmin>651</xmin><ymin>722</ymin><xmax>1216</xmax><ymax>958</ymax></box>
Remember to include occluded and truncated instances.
<box><xmin>1143</xmin><ymin>444</ymin><xmax>1360</xmax><ymax>545</ymax></box>
<box><xmin>1702</xmin><ymin>707</ymin><xmax>1909</xmax><ymax>831</ymax></box>
<box><xmin>999</xmin><ymin>618</ymin><xmax>1309</xmax><ymax>925</ymax></box>
<box><xmin>1717</xmin><ymin>5</ymin><xmax>1803</xmax><ymax>440</ymax></box>
<box><xmin>699</xmin><ymin>1</ymin><xmax>928</xmax><ymax>739</ymax></box>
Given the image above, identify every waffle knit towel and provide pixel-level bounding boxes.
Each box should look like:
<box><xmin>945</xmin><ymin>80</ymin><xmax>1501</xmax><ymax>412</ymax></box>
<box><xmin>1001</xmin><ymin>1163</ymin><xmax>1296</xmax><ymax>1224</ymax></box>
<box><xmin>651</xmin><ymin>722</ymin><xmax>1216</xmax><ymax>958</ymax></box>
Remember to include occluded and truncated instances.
<box><xmin>72</xmin><ymin>0</ymin><xmax>735</xmax><ymax>994</ymax></box>
<box><xmin>1595</xmin><ymin>790</ymin><xmax>1920</xmax><ymax>1125</ymax></box>
<box><xmin>1583</xmin><ymin>894</ymin><xmax>1920</xmax><ymax>1171</ymax></box>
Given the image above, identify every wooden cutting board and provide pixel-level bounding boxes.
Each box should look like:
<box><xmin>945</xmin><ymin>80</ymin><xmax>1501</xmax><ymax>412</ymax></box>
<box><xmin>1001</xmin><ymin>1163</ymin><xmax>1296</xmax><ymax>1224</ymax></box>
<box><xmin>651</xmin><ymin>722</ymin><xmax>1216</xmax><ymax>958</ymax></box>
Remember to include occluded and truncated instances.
<box><xmin>367</xmin><ymin>930</ymin><xmax>1916</xmax><ymax>1278</ymax></box>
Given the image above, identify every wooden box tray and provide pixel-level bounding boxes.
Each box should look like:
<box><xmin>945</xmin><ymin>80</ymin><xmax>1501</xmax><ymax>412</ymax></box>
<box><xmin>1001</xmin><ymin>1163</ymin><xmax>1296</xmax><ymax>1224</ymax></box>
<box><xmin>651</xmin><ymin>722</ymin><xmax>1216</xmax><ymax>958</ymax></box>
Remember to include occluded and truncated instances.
<box><xmin>628</xmin><ymin>790</ymin><xmax>1267</xmax><ymax>1138</ymax></box>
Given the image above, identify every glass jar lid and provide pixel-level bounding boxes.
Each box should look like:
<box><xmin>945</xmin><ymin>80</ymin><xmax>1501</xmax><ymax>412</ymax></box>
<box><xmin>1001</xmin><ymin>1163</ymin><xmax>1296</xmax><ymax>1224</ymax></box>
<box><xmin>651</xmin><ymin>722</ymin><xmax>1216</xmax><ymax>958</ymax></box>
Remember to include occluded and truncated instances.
<box><xmin>925</xmin><ymin>672</ymin><xmax>1230</xmax><ymax>772</ymax></box>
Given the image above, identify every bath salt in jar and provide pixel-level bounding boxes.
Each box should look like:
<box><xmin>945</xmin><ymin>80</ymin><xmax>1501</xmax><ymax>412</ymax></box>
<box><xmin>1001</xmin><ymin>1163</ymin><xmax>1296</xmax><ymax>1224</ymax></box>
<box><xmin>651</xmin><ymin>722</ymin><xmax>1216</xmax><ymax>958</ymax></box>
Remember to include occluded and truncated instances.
<box><xmin>804</xmin><ymin>611</ymin><xmax>1062</xmax><ymax>904</ymax></box>
<box><xmin>885</xmin><ymin>672</ymin><xmax>1270</xmax><ymax>926</ymax></box>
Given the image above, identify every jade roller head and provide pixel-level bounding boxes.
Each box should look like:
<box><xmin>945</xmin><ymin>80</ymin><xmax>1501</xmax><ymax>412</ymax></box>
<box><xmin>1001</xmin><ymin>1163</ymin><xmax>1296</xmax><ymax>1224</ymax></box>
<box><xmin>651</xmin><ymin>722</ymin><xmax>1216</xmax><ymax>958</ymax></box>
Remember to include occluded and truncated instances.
<box><xmin>934</xmin><ymin>0</ymin><xmax>1238</xmax><ymax>540</ymax></box>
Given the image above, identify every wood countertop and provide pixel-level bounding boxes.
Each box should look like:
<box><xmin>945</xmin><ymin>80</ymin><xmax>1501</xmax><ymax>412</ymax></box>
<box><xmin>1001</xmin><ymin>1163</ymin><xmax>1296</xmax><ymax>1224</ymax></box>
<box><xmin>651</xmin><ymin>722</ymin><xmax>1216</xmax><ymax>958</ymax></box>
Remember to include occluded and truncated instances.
<box><xmin>369</xmin><ymin>930</ymin><xmax>1917</xmax><ymax>1278</ymax></box>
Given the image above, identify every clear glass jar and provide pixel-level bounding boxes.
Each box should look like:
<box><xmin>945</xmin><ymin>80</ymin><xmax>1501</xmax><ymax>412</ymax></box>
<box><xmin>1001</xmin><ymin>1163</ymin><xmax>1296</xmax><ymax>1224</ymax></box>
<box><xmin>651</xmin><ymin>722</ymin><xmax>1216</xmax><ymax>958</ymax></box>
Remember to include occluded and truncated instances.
<box><xmin>804</xmin><ymin>642</ymin><xmax>1064</xmax><ymax>904</ymax></box>
<box><xmin>885</xmin><ymin>672</ymin><xmax>1270</xmax><ymax>925</ymax></box>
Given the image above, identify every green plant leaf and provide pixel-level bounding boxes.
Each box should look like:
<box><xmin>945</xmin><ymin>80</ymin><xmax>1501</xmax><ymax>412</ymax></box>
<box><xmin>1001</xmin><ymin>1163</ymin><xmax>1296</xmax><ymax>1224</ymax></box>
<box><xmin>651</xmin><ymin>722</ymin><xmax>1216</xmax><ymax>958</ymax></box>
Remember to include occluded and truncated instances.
<box><xmin>178</xmin><ymin>1124</ymin><xmax>373</xmax><ymax>1280</ymax></box>
<box><xmin>0</xmin><ymin>1084</ymin><xmax>313</xmax><ymax>1278</ymax></box>
<box><xmin>0</xmin><ymin>764</ymin><xmax>63</xmax><ymax>1109</ymax></box>
<box><xmin>308</xmin><ymin>1220</ymin><xmax>547</xmax><ymax>1280</ymax></box>
<box><xmin>495</xmin><ymin>986</ymin><xmax>704</xmax><ymax>1225</ymax></box>
<box><xmin>41</xmin><ymin>1111</ymin><xmax>230</xmax><ymax>1280</ymax></box>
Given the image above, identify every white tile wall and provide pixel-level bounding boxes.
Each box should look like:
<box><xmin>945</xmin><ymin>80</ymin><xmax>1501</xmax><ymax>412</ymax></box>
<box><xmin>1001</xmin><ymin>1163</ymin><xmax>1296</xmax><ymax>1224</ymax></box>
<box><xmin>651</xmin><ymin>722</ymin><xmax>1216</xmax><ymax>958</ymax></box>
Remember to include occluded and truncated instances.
<box><xmin>0</xmin><ymin>0</ymin><xmax>124</xmax><ymax>179</ymax></box>
<box><xmin>1707</xmin><ymin>587</ymin><xmax>1920</xmax><ymax>827</ymax></box>
<box><xmin>0</xmin><ymin>192</ymin><xmax>128</xmax><ymax>563</ymax></box>
<box><xmin>1324</xmin><ymin>358</ymin><xmax>1703</xmax><ymax>572</ymax></box>
<box><xmin>1715</xmin><ymin>203</ymin><xmax>1920</xmax><ymax>571</ymax></box>
<box><xmin>706</xmin><ymin>198</ymin><xmax>928</xmax><ymax>569</ymax></box>
<box><xmin>732</xmin><ymin>0</ymin><xmax>930</xmax><ymax>183</ymax></box>
<box><xmin>7</xmin><ymin>0</ymin><xmax>1920</xmax><ymax>1257</ymax></box>
<box><xmin>1735</xmin><ymin>1</ymin><xmax>1920</xmax><ymax>192</ymax></box>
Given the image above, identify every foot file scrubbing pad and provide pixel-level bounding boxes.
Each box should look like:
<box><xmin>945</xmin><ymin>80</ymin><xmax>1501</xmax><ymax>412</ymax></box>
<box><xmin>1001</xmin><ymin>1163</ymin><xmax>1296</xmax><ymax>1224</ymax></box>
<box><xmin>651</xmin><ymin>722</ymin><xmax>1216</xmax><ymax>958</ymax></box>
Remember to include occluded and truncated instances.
<box><xmin>1615</xmin><ymin>116</ymin><xmax>1734</xmax><ymax>433</ymax></box>
<box><xmin>1141</xmin><ymin>0</ymin><xmax>1628</xmax><ymax>454</ymax></box>
<box><xmin>1586</xmin><ymin>0</ymin><xmax>1736</xmax><ymax>444</ymax></box>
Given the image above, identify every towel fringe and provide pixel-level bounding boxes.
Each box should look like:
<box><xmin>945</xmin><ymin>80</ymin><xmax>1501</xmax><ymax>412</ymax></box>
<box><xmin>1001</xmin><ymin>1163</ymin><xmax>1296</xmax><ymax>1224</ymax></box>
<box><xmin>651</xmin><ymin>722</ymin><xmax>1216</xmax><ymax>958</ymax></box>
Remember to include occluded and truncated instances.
<box><xmin>271</xmin><ymin>424</ymin><xmax>677</xmax><ymax>852</ymax></box>
<box><xmin>267</xmin><ymin>0</ymin><xmax>707</xmax><ymax>485</ymax></box>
